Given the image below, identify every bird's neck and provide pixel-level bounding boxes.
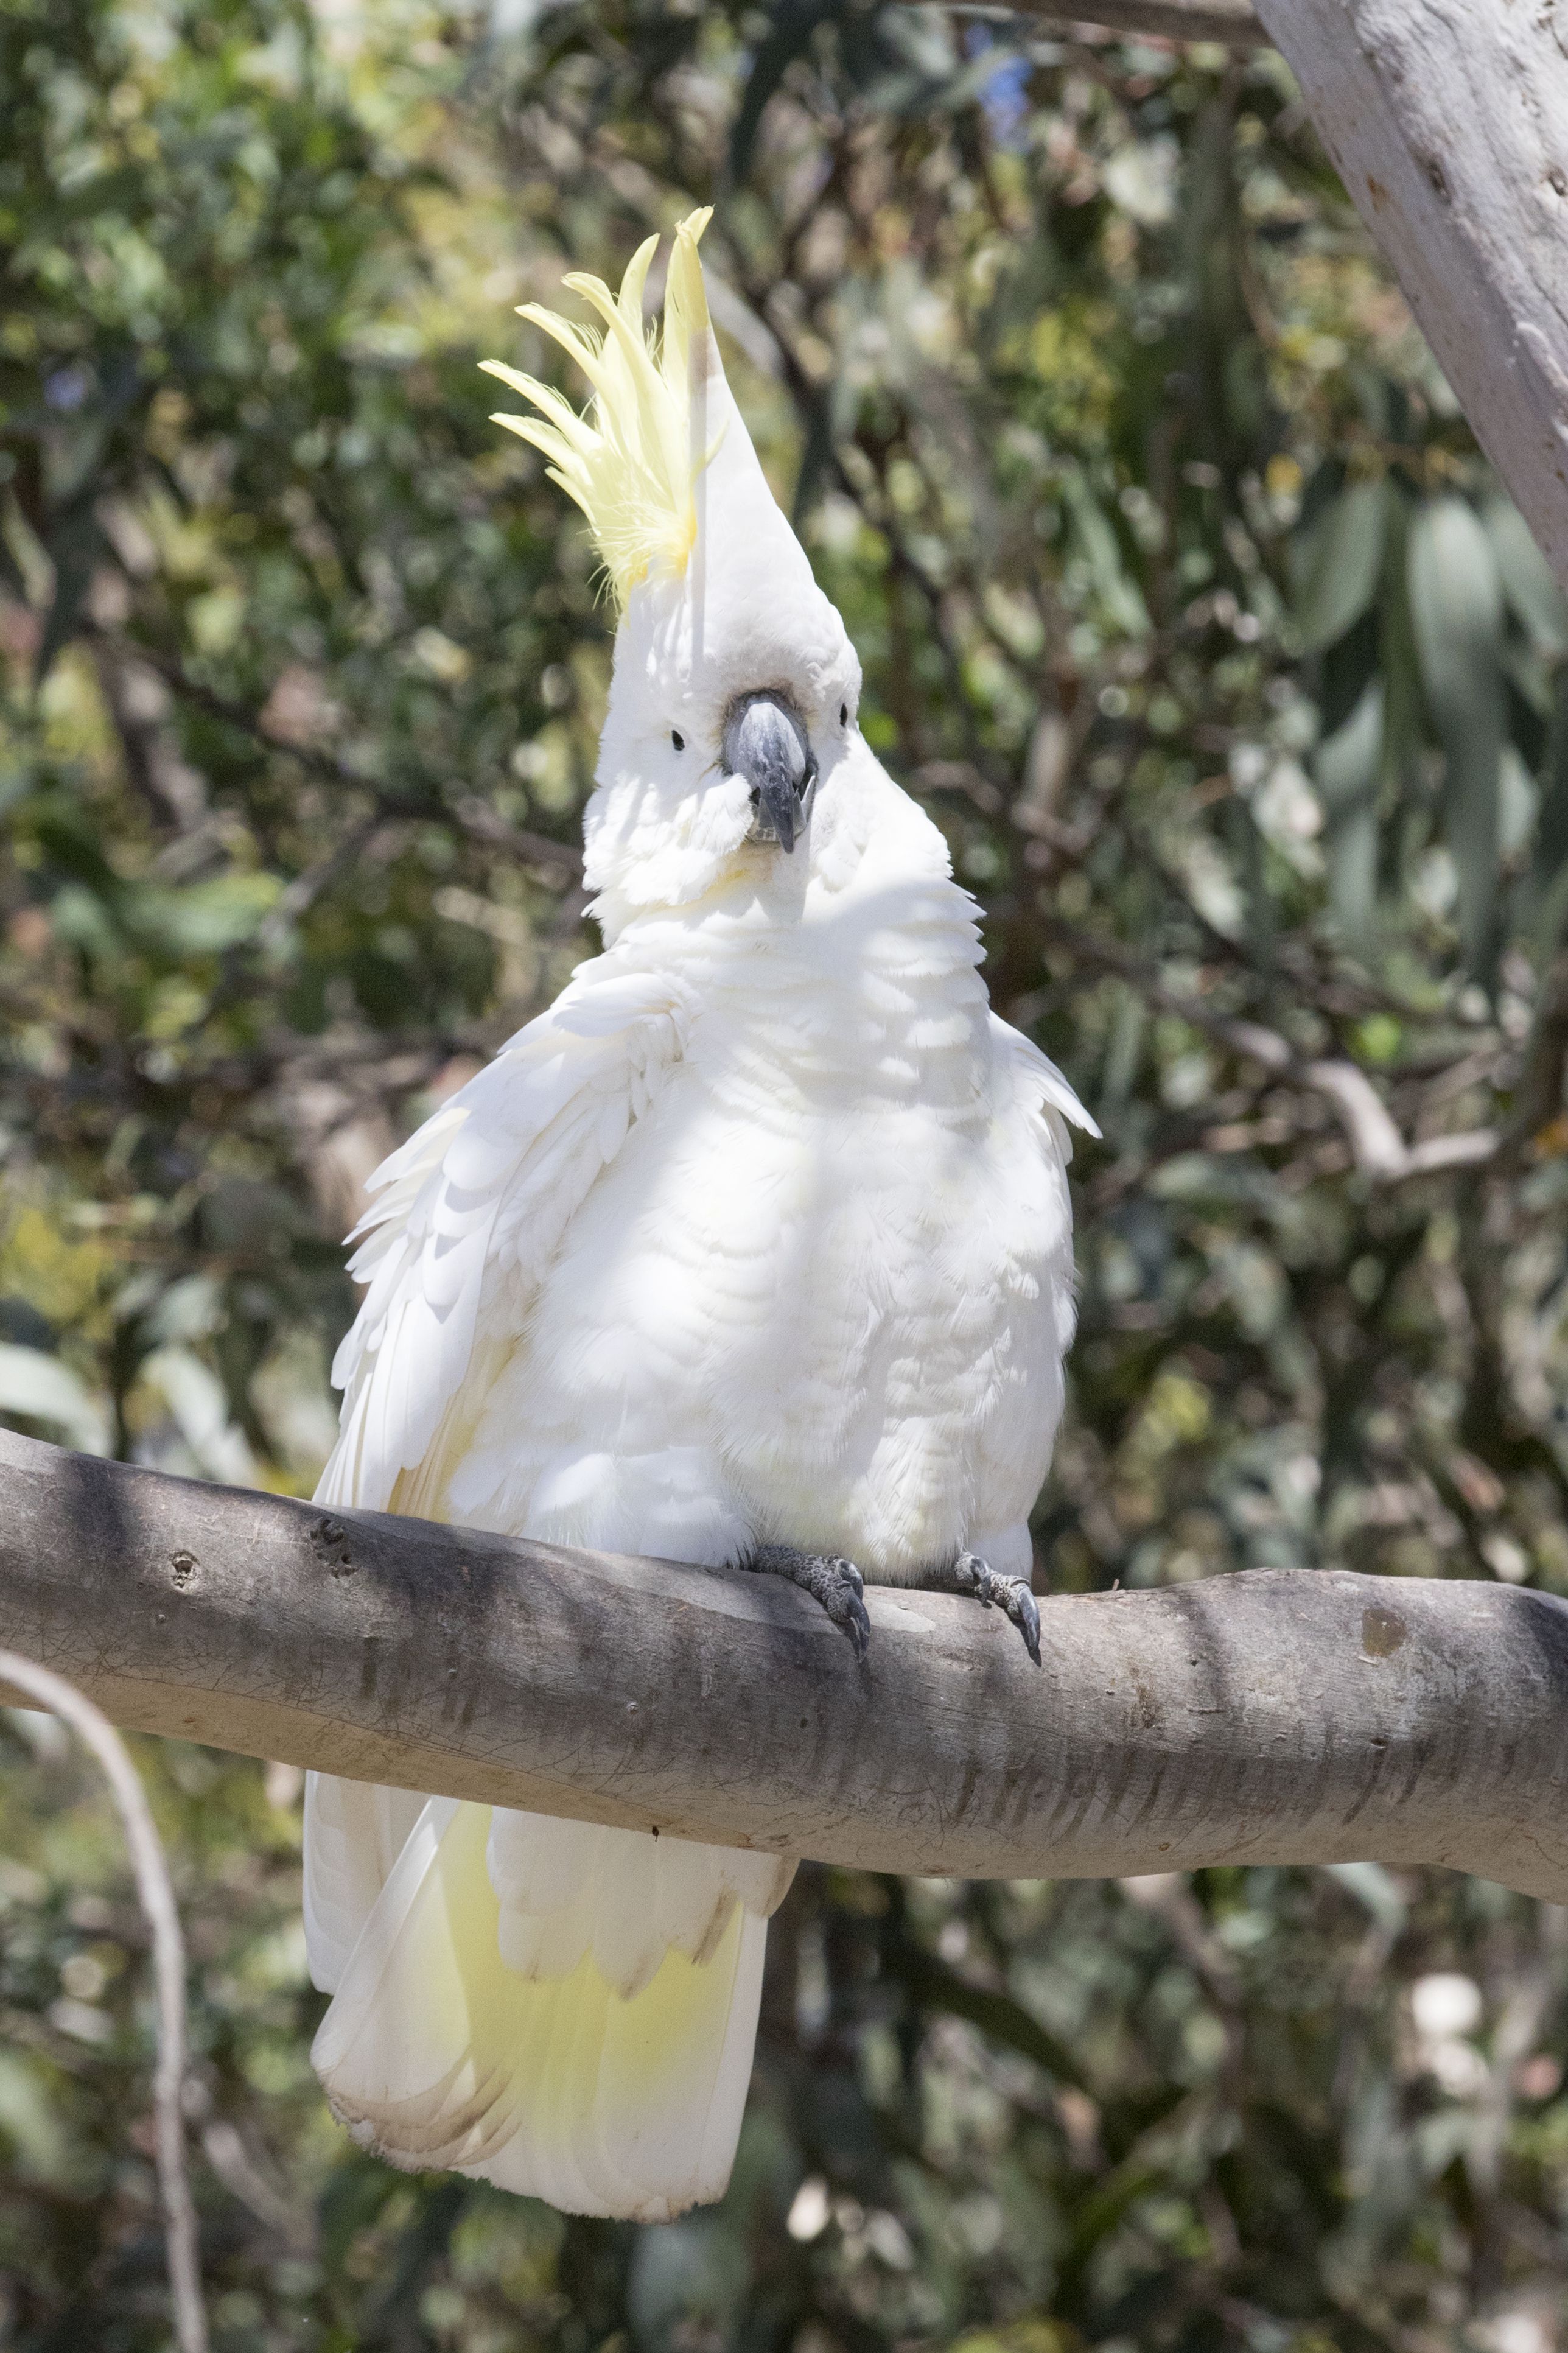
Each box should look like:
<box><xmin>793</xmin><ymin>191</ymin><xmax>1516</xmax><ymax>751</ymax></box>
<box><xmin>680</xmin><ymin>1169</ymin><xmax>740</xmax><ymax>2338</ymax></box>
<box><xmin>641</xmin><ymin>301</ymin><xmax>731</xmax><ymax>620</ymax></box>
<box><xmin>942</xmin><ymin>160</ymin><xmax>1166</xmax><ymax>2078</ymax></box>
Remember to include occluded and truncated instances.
<box><xmin>601</xmin><ymin>768</ymin><xmax>992</xmax><ymax>1100</ymax></box>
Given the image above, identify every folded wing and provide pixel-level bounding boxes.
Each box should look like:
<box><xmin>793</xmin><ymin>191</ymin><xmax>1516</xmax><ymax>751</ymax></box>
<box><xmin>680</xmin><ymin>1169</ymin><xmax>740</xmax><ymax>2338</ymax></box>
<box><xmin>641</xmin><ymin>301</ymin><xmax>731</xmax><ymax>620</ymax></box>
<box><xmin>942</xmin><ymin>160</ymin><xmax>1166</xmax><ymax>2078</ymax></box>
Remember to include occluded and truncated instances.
<box><xmin>317</xmin><ymin>950</ymin><xmax>698</xmax><ymax>1521</ymax></box>
<box><xmin>305</xmin><ymin>947</ymin><xmax>696</xmax><ymax>1994</ymax></box>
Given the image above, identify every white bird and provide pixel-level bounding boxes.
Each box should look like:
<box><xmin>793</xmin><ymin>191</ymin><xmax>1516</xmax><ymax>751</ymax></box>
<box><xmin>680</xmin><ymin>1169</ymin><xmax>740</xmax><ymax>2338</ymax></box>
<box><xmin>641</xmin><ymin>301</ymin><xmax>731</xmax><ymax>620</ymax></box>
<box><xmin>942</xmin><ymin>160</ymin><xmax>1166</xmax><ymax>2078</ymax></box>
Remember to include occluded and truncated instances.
<box><xmin>304</xmin><ymin>209</ymin><xmax>1096</xmax><ymax>2222</ymax></box>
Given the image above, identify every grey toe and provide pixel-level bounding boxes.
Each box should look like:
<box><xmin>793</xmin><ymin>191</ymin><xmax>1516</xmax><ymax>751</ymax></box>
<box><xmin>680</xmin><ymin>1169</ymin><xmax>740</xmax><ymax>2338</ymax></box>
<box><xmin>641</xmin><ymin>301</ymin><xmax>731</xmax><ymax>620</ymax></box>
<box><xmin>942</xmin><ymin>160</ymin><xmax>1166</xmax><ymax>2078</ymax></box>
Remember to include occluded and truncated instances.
<box><xmin>749</xmin><ymin>1544</ymin><xmax>872</xmax><ymax>1656</ymax></box>
<box><xmin>953</xmin><ymin>1552</ymin><xmax>1043</xmax><ymax>1667</ymax></box>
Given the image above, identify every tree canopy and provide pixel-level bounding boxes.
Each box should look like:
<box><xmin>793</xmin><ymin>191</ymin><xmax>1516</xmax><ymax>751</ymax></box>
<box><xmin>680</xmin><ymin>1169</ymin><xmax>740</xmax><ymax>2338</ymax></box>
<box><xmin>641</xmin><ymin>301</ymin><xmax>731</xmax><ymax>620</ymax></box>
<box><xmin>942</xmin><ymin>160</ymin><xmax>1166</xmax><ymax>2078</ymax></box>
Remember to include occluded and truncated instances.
<box><xmin>2</xmin><ymin>1</ymin><xmax>1568</xmax><ymax>2348</ymax></box>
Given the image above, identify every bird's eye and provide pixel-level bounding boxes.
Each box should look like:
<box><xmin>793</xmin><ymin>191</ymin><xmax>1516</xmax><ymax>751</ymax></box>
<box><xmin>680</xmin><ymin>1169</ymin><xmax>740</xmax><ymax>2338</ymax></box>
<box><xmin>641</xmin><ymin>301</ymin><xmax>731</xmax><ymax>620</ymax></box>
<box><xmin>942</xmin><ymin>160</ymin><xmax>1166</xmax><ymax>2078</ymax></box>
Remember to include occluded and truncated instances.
<box><xmin>839</xmin><ymin>703</ymin><xmax>849</xmax><ymax>727</ymax></box>
<box><xmin>670</xmin><ymin>728</ymin><xmax>685</xmax><ymax>751</ymax></box>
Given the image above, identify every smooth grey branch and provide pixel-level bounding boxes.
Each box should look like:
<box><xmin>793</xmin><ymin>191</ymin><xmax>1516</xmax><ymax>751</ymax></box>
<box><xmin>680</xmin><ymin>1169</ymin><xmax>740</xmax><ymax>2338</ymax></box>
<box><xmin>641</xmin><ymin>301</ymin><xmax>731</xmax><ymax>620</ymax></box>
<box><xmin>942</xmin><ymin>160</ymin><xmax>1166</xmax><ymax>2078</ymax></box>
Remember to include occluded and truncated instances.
<box><xmin>2</xmin><ymin>1428</ymin><xmax>1566</xmax><ymax>1903</ymax></box>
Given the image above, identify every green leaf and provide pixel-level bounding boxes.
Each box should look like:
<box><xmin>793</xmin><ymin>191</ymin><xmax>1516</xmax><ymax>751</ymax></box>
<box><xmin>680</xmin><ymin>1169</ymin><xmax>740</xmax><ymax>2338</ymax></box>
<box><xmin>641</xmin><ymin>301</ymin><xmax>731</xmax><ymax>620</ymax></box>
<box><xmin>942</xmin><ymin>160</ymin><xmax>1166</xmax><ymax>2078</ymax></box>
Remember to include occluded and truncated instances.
<box><xmin>1294</xmin><ymin>477</ymin><xmax>1385</xmax><ymax>654</ymax></box>
<box><xmin>1530</xmin><ymin>664</ymin><xmax>1568</xmax><ymax>950</ymax></box>
<box><xmin>123</xmin><ymin>871</ymin><xmax>282</xmax><ymax>956</ymax></box>
<box><xmin>0</xmin><ymin>2049</ymin><xmax>79</xmax><ymax>2188</ymax></box>
<box><xmin>1500</xmin><ymin>743</ymin><xmax>1539</xmax><ymax>863</ymax></box>
<box><xmin>1314</xmin><ymin>676</ymin><xmax>1382</xmax><ymax>944</ymax></box>
<box><xmin>0</xmin><ymin>1343</ymin><xmax>111</xmax><ymax>1454</ymax></box>
<box><xmin>48</xmin><ymin>882</ymin><xmax>121</xmax><ymax>961</ymax></box>
<box><xmin>1063</xmin><ymin>471</ymin><xmax>1149</xmax><ymax>637</ymax></box>
<box><xmin>33</xmin><ymin>499</ymin><xmax>102</xmax><ymax>683</ymax></box>
<box><xmin>1482</xmin><ymin>493</ymin><xmax>1567</xmax><ymax>659</ymax></box>
<box><xmin>1408</xmin><ymin>496</ymin><xmax>1505</xmax><ymax>972</ymax></box>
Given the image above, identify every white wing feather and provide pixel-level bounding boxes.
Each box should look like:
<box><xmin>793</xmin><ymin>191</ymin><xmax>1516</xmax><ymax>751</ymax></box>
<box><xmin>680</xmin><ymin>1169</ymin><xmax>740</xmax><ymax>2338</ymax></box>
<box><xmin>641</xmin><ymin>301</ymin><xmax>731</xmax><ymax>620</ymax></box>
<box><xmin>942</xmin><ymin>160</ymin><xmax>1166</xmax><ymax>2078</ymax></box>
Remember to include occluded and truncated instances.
<box><xmin>317</xmin><ymin>950</ymin><xmax>697</xmax><ymax>1520</ymax></box>
<box><xmin>304</xmin><ymin>949</ymin><xmax>695</xmax><ymax>1996</ymax></box>
<box><xmin>994</xmin><ymin>1013</ymin><xmax>1101</xmax><ymax>1152</ymax></box>
<box><xmin>303</xmin><ymin>941</ymin><xmax>786</xmax><ymax>2220</ymax></box>
<box><xmin>303</xmin><ymin>1774</ymin><xmax>428</xmax><ymax>1994</ymax></box>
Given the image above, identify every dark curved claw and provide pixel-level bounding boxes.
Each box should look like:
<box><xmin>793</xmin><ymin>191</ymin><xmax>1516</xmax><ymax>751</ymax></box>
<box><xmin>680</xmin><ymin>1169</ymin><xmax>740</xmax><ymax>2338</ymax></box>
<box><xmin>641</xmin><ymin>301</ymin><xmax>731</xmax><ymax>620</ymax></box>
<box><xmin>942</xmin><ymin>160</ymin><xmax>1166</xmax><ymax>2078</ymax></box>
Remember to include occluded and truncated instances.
<box><xmin>951</xmin><ymin>1553</ymin><xmax>1043</xmax><ymax>1667</ymax></box>
<box><xmin>747</xmin><ymin>1544</ymin><xmax>872</xmax><ymax>1657</ymax></box>
<box><xmin>825</xmin><ymin>1557</ymin><xmax>872</xmax><ymax>1658</ymax></box>
<box><xmin>1002</xmin><ymin>1576</ymin><xmax>1042</xmax><ymax>1667</ymax></box>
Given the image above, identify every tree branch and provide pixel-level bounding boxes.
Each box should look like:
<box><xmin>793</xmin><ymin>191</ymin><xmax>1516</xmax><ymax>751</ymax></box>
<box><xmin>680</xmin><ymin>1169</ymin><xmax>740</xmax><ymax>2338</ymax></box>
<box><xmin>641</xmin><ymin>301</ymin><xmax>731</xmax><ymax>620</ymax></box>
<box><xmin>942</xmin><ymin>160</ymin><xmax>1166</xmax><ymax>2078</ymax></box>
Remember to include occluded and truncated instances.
<box><xmin>1254</xmin><ymin>0</ymin><xmax>1568</xmax><ymax>600</ymax></box>
<box><xmin>4</xmin><ymin>1428</ymin><xmax>1568</xmax><ymax>1901</ymax></box>
<box><xmin>93</xmin><ymin>630</ymin><xmax>584</xmax><ymax>885</ymax></box>
<box><xmin>1038</xmin><ymin>913</ymin><xmax>1500</xmax><ymax>1181</ymax></box>
<box><xmin>0</xmin><ymin>1649</ymin><xmax>208</xmax><ymax>2353</ymax></box>
<box><xmin>977</xmin><ymin>0</ymin><xmax>1267</xmax><ymax>43</ymax></box>
<box><xmin>969</xmin><ymin>2</ymin><xmax>1568</xmax><ymax>605</ymax></box>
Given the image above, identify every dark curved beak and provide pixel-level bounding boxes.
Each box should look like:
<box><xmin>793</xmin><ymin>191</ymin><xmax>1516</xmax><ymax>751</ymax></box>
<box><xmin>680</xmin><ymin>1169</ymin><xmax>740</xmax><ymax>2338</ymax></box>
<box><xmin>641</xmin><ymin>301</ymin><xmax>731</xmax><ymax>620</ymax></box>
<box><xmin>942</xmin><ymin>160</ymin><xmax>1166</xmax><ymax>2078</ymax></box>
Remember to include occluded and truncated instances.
<box><xmin>724</xmin><ymin>693</ymin><xmax>817</xmax><ymax>854</ymax></box>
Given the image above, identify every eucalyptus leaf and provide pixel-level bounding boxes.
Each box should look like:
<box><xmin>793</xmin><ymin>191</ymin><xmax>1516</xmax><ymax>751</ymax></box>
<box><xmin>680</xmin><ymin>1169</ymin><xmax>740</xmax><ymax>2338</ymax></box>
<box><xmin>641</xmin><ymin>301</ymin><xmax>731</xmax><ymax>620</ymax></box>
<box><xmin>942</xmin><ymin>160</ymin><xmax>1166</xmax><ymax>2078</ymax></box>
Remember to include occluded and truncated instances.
<box><xmin>1294</xmin><ymin>477</ymin><xmax>1385</xmax><ymax>655</ymax></box>
<box><xmin>122</xmin><ymin>871</ymin><xmax>282</xmax><ymax>956</ymax></box>
<box><xmin>1314</xmin><ymin>676</ymin><xmax>1382</xmax><ymax>942</ymax></box>
<box><xmin>1501</xmin><ymin>636</ymin><xmax>1558</xmax><ymax>723</ymax></box>
<box><xmin>1376</xmin><ymin>496</ymin><xmax>1424</xmax><ymax>821</ymax></box>
<box><xmin>1499</xmin><ymin>743</ymin><xmax>1539</xmax><ymax>863</ymax></box>
<box><xmin>0</xmin><ymin>1345</ymin><xmax>111</xmax><ymax>1454</ymax></box>
<box><xmin>1531</xmin><ymin>666</ymin><xmax>1568</xmax><ymax>949</ymax></box>
<box><xmin>135</xmin><ymin>1344</ymin><xmax>257</xmax><ymax>1484</ymax></box>
<box><xmin>1482</xmin><ymin>492</ymin><xmax>1567</xmax><ymax>659</ymax></box>
<box><xmin>1063</xmin><ymin>471</ymin><xmax>1149</xmax><ymax>637</ymax></box>
<box><xmin>0</xmin><ymin>2049</ymin><xmax>77</xmax><ymax>2188</ymax></box>
<box><xmin>33</xmin><ymin>499</ymin><xmax>101</xmax><ymax>682</ymax></box>
<box><xmin>1408</xmin><ymin>496</ymin><xmax>1505</xmax><ymax>972</ymax></box>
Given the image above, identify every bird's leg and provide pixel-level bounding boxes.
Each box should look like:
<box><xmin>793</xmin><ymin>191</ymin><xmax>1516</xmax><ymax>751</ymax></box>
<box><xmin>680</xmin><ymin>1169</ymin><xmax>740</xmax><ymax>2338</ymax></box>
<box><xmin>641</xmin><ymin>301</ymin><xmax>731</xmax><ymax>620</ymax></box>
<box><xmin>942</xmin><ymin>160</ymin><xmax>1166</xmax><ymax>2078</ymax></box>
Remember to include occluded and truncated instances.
<box><xmin>744</xmin><ymin>1543</ymin><xmax>872</xmax><ymax>1658</ymax></box>
<box><xmin>915</xmin><ymin>1553</ymin><xmax>1041</xmax><ymax>1666</ymax></box>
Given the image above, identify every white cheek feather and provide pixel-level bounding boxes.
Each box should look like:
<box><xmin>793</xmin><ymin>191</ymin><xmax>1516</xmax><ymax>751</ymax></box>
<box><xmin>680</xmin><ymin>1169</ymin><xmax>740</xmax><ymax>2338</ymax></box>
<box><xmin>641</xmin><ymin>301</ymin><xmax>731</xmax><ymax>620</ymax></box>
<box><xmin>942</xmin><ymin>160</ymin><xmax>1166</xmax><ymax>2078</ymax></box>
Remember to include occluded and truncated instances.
<box><xmin>307</xmin><ymin>206</ymin><xmax>1096</xmax><ymax>2226</ymax></box>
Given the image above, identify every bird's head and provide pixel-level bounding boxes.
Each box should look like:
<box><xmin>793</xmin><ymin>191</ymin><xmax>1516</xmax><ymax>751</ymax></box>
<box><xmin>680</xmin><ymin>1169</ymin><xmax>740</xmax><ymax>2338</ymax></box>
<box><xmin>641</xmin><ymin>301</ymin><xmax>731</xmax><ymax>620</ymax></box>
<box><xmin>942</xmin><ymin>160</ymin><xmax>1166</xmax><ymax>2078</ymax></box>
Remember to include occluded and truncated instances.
<box><xmin>484</xmin><ymin>212</ymin><xmax>863</xmax><ymax>928</ymax></box>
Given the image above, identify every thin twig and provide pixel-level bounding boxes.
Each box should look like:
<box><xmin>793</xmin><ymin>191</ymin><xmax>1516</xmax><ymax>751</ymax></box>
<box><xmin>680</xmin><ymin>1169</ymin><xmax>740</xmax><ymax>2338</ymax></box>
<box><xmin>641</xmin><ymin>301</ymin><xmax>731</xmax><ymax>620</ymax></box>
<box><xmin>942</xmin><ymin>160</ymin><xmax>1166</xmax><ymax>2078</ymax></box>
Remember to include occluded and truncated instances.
<box><xmin>1041</xmin><ymin>913</ymin><xmax>1500</xmax><ymax>1181</ymax></box>
<box><xmin>1496</xmin><ymin>948</ymin><xmax>1568</xmax><ymax>1172</ymax></box>
<box><xmin>90</xmin><ymin>629</ymin><xmax>584</xmax><ymax>883</ymax></box>
<box><xmin>257</xmin><ymin>810</ymin><xmax>391</xmax><ymax>950</ymax></box>
<box><xmin>961</xmin><ymin>0</ymin><xmax>1268</xmax><ymax>46</ymax></box>
<box><xmin>0</xmin><ymin>1652</ymin><xmax>208</xmax><ymax>2353</ymax></box>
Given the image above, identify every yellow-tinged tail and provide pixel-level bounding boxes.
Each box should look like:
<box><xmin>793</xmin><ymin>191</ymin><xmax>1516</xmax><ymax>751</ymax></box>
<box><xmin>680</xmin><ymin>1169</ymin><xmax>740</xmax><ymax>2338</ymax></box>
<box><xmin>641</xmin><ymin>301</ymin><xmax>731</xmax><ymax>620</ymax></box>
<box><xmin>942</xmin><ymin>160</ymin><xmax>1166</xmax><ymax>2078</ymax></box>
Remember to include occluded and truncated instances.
<box><xmin>310</xmin><ymin>1795</ymin><xmax>775</xmax><ymax>2221</ymax></box>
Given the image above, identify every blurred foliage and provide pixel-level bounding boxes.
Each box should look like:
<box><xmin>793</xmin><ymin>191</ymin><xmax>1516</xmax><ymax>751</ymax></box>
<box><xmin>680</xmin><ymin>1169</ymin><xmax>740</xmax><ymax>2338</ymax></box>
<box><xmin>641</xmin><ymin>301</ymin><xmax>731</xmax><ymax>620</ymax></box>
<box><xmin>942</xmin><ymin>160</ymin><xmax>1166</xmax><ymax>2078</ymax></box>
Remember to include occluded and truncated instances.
<box><xmin>3</xmin><ymin>0</ymin><xmax>1568</xmax><ymax>2347</ymax></box>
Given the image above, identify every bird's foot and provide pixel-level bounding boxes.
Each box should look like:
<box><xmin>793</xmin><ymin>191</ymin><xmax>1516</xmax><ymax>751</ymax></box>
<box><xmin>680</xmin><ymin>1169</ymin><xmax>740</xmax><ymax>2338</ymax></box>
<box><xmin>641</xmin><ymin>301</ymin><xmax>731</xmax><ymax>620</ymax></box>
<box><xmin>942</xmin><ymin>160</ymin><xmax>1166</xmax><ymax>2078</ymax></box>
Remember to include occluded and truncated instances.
<box><xmin>746</xmin><ymin>1543</ymin><xmax>872</xmax><ymax>1658</ymax></box>
<box><xmin>922</xmin><ymin>1552</ymin><xmax>1041</xmax><ymax>1666</ymax></box>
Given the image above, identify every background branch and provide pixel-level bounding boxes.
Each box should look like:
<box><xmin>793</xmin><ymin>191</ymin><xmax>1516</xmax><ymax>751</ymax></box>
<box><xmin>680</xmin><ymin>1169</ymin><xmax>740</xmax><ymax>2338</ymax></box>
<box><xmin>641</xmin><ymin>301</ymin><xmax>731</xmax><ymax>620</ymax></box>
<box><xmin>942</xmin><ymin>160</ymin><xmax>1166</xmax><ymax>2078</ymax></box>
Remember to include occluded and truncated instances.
<box><xmin>0</xmin><ymin>1648</ymin><xmax>208</xmax><ymax>2353</ymax></box>
<box><xmin>975</xmin><ymin>0</ymin><xmax>1267</xmax><ymax>41</ymax></box>
<box><xmin>1038</xmin><ymin>916</ymin><xmax>1501</xmax><ymax>1180</ymax></box>
<box><xmin>93</xmin><ymin>629</ymin><xmax>586</xmax><ymax>884</ymax></box>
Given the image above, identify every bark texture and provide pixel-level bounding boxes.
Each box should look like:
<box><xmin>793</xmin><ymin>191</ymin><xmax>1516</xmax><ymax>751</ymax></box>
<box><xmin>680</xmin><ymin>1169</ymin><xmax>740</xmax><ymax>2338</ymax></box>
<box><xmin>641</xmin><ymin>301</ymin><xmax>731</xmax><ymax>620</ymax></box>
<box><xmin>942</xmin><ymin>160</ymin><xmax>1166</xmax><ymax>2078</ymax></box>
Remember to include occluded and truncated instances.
<box><xmin>994</xmin><ymin>0</ymin><xmax>1266</xmax><ymax>43</ymax></box>
<box><xmin>3</xmin><ymin>1429</ymin><xmax>1567</xmax><ymax>1899</ymax></box>
<box><xmin>1255</xmin><ymin>0</ymin><xmax>1568</xmax><ymax>597</ymax></box>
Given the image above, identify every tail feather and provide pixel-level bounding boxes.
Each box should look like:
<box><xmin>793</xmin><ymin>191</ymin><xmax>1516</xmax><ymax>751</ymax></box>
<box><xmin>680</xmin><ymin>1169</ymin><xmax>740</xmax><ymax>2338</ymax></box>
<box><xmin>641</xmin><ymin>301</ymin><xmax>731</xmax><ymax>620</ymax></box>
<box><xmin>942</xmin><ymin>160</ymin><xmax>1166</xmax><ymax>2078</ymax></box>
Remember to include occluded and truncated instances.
<box><xmin>312</xmin><ymin>1796</ymin><xmax>776</xmax><ymax>2219</ymax></box>
<box><xmin>486</xmin><ymin>1809</ymin><xmax>791</xmax><ymax>1995</ymax></box>
<box><xmin>304</xmin><ymin>1773</ymin><xmax>427</xmax><ymax>1994</ymax></box>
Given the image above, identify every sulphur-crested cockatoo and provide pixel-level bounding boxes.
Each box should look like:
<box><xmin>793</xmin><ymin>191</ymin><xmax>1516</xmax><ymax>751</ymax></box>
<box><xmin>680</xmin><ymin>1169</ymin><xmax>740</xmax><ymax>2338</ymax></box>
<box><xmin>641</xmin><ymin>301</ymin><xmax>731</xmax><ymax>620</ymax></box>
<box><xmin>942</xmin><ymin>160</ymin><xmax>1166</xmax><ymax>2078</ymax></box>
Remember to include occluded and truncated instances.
<box><xmin>304</xmin><ymin>209</ymin><xmax>1095</xmax><ymax>2222</ymax></box>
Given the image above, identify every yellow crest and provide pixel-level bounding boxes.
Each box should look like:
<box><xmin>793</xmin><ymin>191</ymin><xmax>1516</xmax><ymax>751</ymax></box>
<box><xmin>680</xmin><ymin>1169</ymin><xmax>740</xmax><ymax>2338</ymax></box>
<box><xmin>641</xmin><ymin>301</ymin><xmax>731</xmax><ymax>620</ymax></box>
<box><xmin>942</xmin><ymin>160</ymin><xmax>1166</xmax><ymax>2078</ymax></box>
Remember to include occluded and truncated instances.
<box><xmin>481</xmin><ymin>208</ymin><xmax>715</xmax><ymax>606</ymax></box>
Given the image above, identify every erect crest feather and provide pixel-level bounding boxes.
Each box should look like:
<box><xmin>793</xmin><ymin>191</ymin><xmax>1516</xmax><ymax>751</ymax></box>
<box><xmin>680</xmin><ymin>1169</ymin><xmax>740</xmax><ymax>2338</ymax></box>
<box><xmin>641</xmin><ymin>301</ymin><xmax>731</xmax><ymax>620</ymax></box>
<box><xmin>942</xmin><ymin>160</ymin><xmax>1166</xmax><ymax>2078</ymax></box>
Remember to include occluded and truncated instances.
<box><xmin>481</xmin><ymin>208</ymin><xmax>715</xmax><ymax>607</ymax></box>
